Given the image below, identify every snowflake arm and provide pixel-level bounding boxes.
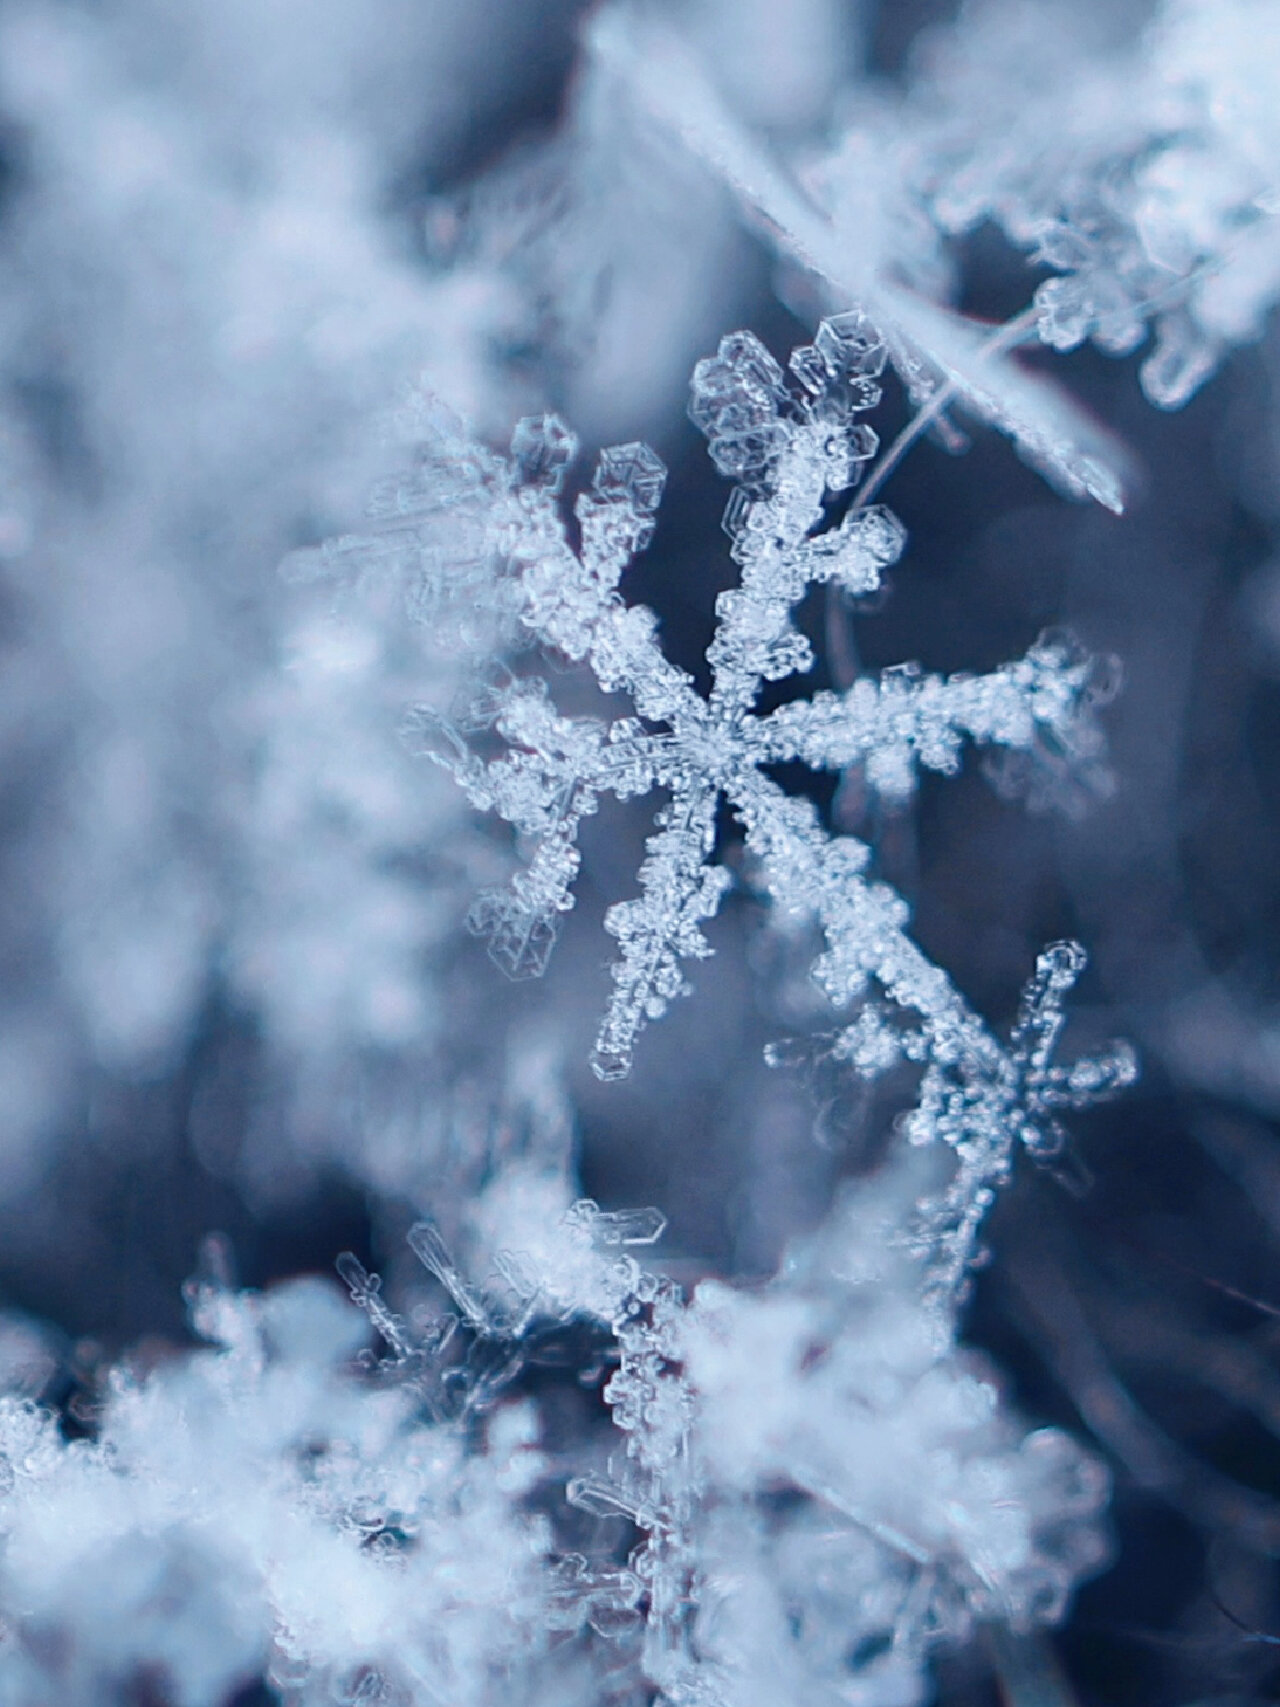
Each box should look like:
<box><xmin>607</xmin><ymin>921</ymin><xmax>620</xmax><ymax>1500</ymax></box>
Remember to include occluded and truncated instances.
<box><xmin>901</xmin><ymin>943</ymin><xmax>1138</xmax><ymax>1312</ymax></box>
<box><xmin>593</xmin><ymin>784</ymin><xmax>730</xmax><ymax>1080</ymax></box>
<box><xmin>760</xmin><ymin>633</ymin><xmax>1109</xmax><ymax>803</ymax></box>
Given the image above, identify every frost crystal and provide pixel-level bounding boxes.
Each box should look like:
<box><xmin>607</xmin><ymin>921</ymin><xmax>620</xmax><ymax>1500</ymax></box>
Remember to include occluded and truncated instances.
<box><xmin>594</xmin><ymin>0</ymin><xmax>1280</xmax><ymax>449</ymax></box>
<box><xmin>548</xmin><ymin>1159</ymin><xmax>1110</xmax><ymax>1707</ymax></box>
<box><xmin>283</xmin><ymin>299</ymin><xmax>1137</xmax><ymax>1707</ymax></box>
<box><xmin>676</xmin><ymin>1159</ymin><xmax>1115</xmax><ymax>1707</ymax></box>
<box><xmin>587</xmin><ymin>6</ymin><xmax>1132</xmax><ymax>512</ymax></box>
<box><xmin>416</xmin><ymin>320</ymin><xmax>1118</xmax><ymax>1082</ymax></box>
<box><xmin>0</xmin><ymin>1251</ymin><xmax>555</xmax><ymax>1707</ymax></box>
<box><xmin>904</xmin><ymin>0</ymin><xmax>1280</xmax><ymax>409</ymax></box>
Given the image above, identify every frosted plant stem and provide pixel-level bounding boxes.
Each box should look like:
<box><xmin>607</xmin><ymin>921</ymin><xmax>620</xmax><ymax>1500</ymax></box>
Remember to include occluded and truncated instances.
<box><xmin>854</xmin><ymin>305</ymin><xmax>1043</xmax><ymax>513</ymax></box>
<box><xmin>826</xmin><ymin>303</ymin><xmax>1051</xmax><ymax>683</ymax></box>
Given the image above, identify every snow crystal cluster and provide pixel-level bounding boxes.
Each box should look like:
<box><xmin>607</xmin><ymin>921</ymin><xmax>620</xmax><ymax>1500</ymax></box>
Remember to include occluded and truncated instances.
<box><xmin>904</xmin><ymin>0</ymin><xmax>1280</xmax><ymax>408</ymax></box>
<box><xmin>141</xmin><ymin>307</ymin><xmax>1132</xmax><ymax>1707</ymax></box>
<box><xmin>18</xmin><ymin>0</ymin><xmax>1280</xmax><ymax>1701</ymax></box>
<box><xmin>0</xmin><ymin>1246</ymin><xmax>554</xmax><ymax>1707</ymax></box>
<box><xmin>0</xmin><ymin>1131</ymin><xmax>1108</xmax><ymax>1707</ymax></box>
<box><xmin>598</xmin><ymin>0</ymin><xmax>1280</xmax><ymax>417</ymax></box>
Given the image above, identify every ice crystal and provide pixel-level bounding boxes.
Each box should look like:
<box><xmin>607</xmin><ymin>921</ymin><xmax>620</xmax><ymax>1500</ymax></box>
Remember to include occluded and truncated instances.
<box><xmin>0</xmin><ymin>1170</ymin><xmax>1118</xmax><ymax>1707</ymax></box>
<box><xmin>357</xmin><ymin>318</ymin><xmax>1136</xmax><ymax>1704</ymax></box>
<box><xmin>906</xmin><ymin>0</ymin><xmax>1280</xmax><ymax>409</ymax></box>
<box><xmin>596</xmin><ymin>0</ymin><xmax>1280</xmax><ymax>422</ymax></box>
<box><xmin>545</xmin><ymin>1159</ymin><xmax>1110</xmax><ymax>1707</ymax></box>
<box><xmin>803</xmin><ymin>941</ymin><xmax>1138</xmax><ymax>1309</ymax></box>
<box><xmin>587</xmin><ymin>4</ymin><xmax>1131</xmax><ymax>512</ymax></box>
<box><xmin>0</xmin><ymin>1248</ymin><xmax>555</xmax><ymax>1707</ymax></box>
<box><xmin>676</xmin><ymin>1156</ymin><xmax>1114</xmax><ymax>1707</ymax></box>
<box><xmin>414</xmin><ymin>318</ymin><xmax>1117</xmax><ymax>1082</ymax></box>
<box><xmin>0</xmin><ymin>1101</ymin><xmax>1128</xmax><ymax>1707</ymax></box>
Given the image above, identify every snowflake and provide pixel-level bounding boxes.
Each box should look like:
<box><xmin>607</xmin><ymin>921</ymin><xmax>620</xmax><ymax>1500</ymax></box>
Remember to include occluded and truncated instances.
<box><xmin>414</xmin><ymin>313</ymin><xmax>1118</xmax><ymax>1085</ymax></box>
<box><xmin>799</xmin><ymin>940</ymin><xmax>1139</xmax><ymax>1309</ymax></box>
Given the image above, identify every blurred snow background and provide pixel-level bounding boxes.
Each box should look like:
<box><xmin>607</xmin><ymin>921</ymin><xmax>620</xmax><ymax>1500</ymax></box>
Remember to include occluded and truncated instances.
<box><xmin>0</xmin><ymin>0</ymin><xmax>1279</xmax><ymax>1702</ymax></box>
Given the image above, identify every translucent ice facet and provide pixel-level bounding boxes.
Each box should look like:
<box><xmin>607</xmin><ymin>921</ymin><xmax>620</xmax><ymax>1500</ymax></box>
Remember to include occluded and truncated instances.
<box><xmin>1035</xmin><ymin>276</ymin><xmax>1093</xmax><ymax>352</ymax></box>
<box><xmin>510</xmin><ymin>413</ymin><xmax>579</xmax><ymax>492</ymax></box>
<box><xmin>594</xmin><ymin>442</ymin><xmax>668</xmax><ymax>515</ymax></box>
<box><xmin>814</xmin><ymin>310</ymin><xmax>888</xmax><ymax>378</ymax></box>
<box><xmin>789</xmin><ymin>342</ymin><xmax>829</xmax><ymax>394</ymax></box>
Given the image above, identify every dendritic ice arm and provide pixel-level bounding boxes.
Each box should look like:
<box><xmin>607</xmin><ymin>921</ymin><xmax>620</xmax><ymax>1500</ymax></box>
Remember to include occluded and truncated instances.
<box><xmin>407</xmin><ymin>314</ymin><xmax>1120</xmax><ymax>1082</ymax></box>
<box><xmin>759</xmin><ymin>633</ymin><xmax>1112</xmax><ymax>804</ymax></box>
<box><xmin>284</xmin><ymin>396</ymin><xmax>517</xmax><ymax>644</ymax></box>
<box><xmin>593</xmin><ymin>786</ymin><xmax>732</xmax><ymax>1080</ymax></box>
<box><xmin>775</xmin><ymin>941</ymin><xmax>1138</xmax><ymax>1317</ymax></box>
